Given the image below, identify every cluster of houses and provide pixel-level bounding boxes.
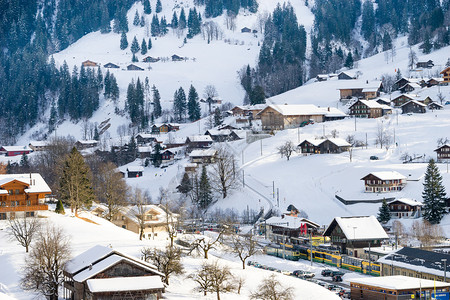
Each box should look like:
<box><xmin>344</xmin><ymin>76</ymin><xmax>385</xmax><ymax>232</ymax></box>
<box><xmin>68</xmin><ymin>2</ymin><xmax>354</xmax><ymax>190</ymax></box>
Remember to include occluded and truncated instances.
<box><xmin>0</xmin><ymin>140</ymin><xmax>101</xmax><ymax>157</ymax></box>
<box><xmin>82</xmin><ymin>55</ymin><xmax>189</xmax><ymax>71</ymax></box>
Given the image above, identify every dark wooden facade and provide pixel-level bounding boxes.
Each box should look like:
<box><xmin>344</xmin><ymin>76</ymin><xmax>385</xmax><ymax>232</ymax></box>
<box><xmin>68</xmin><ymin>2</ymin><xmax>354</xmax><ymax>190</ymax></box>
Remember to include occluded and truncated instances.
<box><xmin>127</xmin><ymin>64</ymin><xmax>144</xmax><ymax>71</ymax></box>
<box><xmin>435</xmin><ymin>144</ymin><xmax>450</xmax><ymax>161</ymax></box>
<box><xmin>104</xmin><ymin>63</ymin><xmax>119</xmax><ymax>68</ymax></box>
<box><xmin>416</xmin><ymin>60</ymin><xmax>434</xmax><ymax>68</ymax></box>
<box><xmin>392</xmin><ymin>94</ymin><xmax>414</xmax><ymax>107</ymax></box>
<box><xmin>401</xmin><ymin>101</ymin><xmax>426</xmax><ymax>114</ymax></box>
<box><xmin>349</xmin><ymin>100</ymin><xmax>382</xmax><ymax>118</ymax></box>
<box><xmin>361</xmin><ymin>173</ymin><xmax>406</xmax><ymax>193</ymax></box>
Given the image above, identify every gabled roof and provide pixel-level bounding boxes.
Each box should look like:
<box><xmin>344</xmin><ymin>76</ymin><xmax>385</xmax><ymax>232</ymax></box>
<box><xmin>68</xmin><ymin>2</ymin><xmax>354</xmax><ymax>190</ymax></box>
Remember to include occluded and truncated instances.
<box><xmin>189</xmin><ymin>149</ymin><xmax>217</xmax><ymax>157</ymax></box>
<box><xmin>393</xmin><ymin>94</ymin><xmax>415</xmax><ymax>101</ymax></box>
<box><xmin>298</xmin><ymin>139</ymin><xmax>325</xmax><ymax>147</ymax></box>
<box><xmin>350</xmin><ymin>100</ymin><xmax>382</xmax><ymax>109</ymax></box>
<box><xmin>388</xmin><ymin>198</ymin><xmax>422</xmax><ymax>207</ymax></box>
<box><xmin>0</xmin><ymin>173</ymin><xmax>51</xmax><ymax>194</ymax></box>
<box><xmin>0</xmin><ymin>178</ymin><xmax>30</xmax><ymax>187</ymax></box>
<box><xmin>77</xmin><ymin>140</ymin><xmax>98</xmax><ymax>144</ymax></box>
<box><xmin>186</xmin><ymin>135</ymin><xmax>213</xmax><ymax>143</ymax></box>
<box><xmin>361</xmin><ymin>171</ymin><xmax>407</xmax><ymax>181</ymax></box>
<box><xmin>265</xmin><ymin>215</ymin><xmax>319</xmax><ymax>229</ymax></box>
<box><xmin>323</xmin><ymin>216</ymin><xmax>388</xmax><ymax>240</ymax></box>
<box><xmin>378</xmin><ymin>247</ymin><xmax>450</xmax><ymax>278</ymax></box>
<box><xmin>428</xmin><ymin>102</ymin><xmax>444</xmax><ymax>108</ymax></box>
<box><xmin>29</xmin><ymin>141</ymin><xmax>48</xmax><ymax>147</ymax></box>
<box><xmin>260</xmin><ymin>104</ymin><xmax>329</xmax><ymax>116</ymax></box>
<box><xmin>87</xmin><ymin>276</ymin><xmax>164</xmax><ymax>293</ymax></box>
<box><xmin>441</xmin><ymin>66</ymin><xmax>450</xmax><ymax>74</ymax></box>
<box><xmin>127</xmin><ymin>166</ymin><xmax>144</xmax><ymax>172</ymax></box>
<box><xmin>0</xmin><ymin>145</ymin><xmax>32</xmax><ymax>152</ymax></box>
<box><xmin>205</xmin><ymin>129</ymin><xmax>234</xmax><ymax>136</ymax></box>
<box><xmin>326</xmin><ymin>138</ymin><xmax>351</xmax><ymax>147</ymax></box>
<box><xmin>400</xmin><ymin>100</ymin><xmax>427</xmax><ymax>107</ymax></box>
<box><xmin>136</xmin><ymin>133</ymin><xmax>157</xmax><ymax>139</ymax></box>
<box><xmin>65</xmin><ymin>245</ymin><xmax>114</xmax><ymax>274</ymax></box>
<box><xmin>434</xmin><ymin>144</ymin><xmax>450</xmax><ymax>151</ymax></box>
<box><xmin>400</xmin><ymin>82</ymin><xmax>421</xmax><ymax>90</ymax></box>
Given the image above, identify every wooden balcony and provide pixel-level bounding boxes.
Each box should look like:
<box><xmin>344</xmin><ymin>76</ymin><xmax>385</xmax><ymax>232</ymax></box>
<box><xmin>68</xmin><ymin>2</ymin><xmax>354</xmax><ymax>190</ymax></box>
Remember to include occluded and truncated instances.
<box><xmin>4</xmin><ymin>195</ymin><xmax>26</xmax><ymax>201</ymax></box>
<box><xmin>0</xmin><ymin>204</ymin><xmax>48</xmax><ymax>213</ymax></box>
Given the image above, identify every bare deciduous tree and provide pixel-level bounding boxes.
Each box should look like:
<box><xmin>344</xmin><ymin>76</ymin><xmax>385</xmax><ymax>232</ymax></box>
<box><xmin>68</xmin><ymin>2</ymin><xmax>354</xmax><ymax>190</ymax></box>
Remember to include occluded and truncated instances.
<box><xmin>189</xmin><ymin>228</ymin><xmax>227</xmax><ymax>259</ymax></box>
<box><xmin>21</xmin><ymin>225</ymin><xmax>71</xmax><ymax>300</ymax></box>
<box><xmin>8</xmin><ymin>215</ymin><xmax>41</xmax><ymax>252</ymax></box>
<box><xmin>250</xmin><ymin>274</ymin><xmax>294</xmax><ymax>300</ymax></box>
<box><xmin>95</xmin><ymin>162</ymin><xmax>128</xmax><ymax>221</ymax></box>
<box><xmin>411</xmin><ymin>220</ymin><xmax>444</xmax><ymax>247</ymax></box>
<box><xmin>375</xmin><ymin>122</ymin><xmax>392</xmax><ymax>150</ymax></box>
<box><xmin>209</xmin><ymin>147</ymin><xmax>239</xmax><ymax>199</ymax></box>
<box><xmin>437</xmin><ymin>92</ymin><xmax>446</xmax><ymax>105</ymax></box>
<box><xmin>230</xmin><ymin>233</ymin><xmax>258</xmax><ymax>269</ymax></box>
<box><xmin>236</xmin><ymin>276</ymin><xmax>245</xmax><ymax>294</ymax></box>
<box><xmin>277</xmin><ymin>141</ymin><xmax>296</xmax><ymax>161</ymax></box>
<box><xmin>132</xmin><ymin>188</ymin><xmax>150</xmax><ymax>240</ymax></box>
<box><xmin>189</xmin><ymin>261</ymin><xmax>235</xmax><ymax>300</ymax></box>
<box><xmin>141</xmin><ymin>246</ymin><xmax>183</xmax><ymax>285</ymax></box>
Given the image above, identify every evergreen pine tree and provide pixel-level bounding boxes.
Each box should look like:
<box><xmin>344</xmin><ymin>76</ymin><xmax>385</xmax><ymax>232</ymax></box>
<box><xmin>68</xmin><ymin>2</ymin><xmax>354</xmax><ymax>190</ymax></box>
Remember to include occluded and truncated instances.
<box><xmin>177</xmin><ymin>172</ymin><xmax>193</xmax><ymax>195</ymax></box>
<box><xmin>133</xmin><ymin>10</ymin><xmax>140</xmax><ymax>26</ymax></box>
<box><xmin>361</xmin><ymin>0</ymin><xmax>375</xmax><ymax>41</ymax></box>
<box><xmin>20</xmin><ymin>153</ymin><xmax>30</xmax><ymax>172</ymax></box>
<box><xmin>93</xmin><ymin>125</ymin><xmax>100</xmax><ymax>141</ymax></box>
<box><xmin>55</xmin><ymin>199</ymin><xmax>65</xmax><ymax>214</ymax></box>
<box><xmin>58</xmin><ymin>147</ymin><xmax>95</xmax><ymax>215</ymax></box>
<box><xmin>422</xmin><ymin>33</ymin><xmax>432</xmax><ymax>54</ymax></box>
<box><xmin>422</xmin><ymin>159</ymin><xmax>447</xmax><ymax>224</ymax></box>
<box><xmin>250</xmin><ymin>85</ymin><xmax>266</xmax><ymax>105</ymax></box>
<box><xmin>198</xmin><ymin>165</ymin><xmax>213</xmax><ymax>209</ymax></box>
<box><xmin>127</xmin><ymin>136</ymin><xmax>138</xmax><ymax>162</ymax></box>
<box><xmin>160</xmin><ymin>16</ymin><xmax>168</xmax><ymax>35</ymax></box>
<box><xmin>382</xmin><ymin>32</ymin><xmax>392</xmax><ymax>51</ymax></box>
<box><xmin>156</xmin><ymin>0</ymin><xmax>162</xmax><ymax>13</ymax></box>
<box><xmin>120</xmin><ymin>32</ymin><xmax>128</xmax><ymax>50</ymax></box>
<box><xmin>152</xmin><ymin>143</ymin><xmax>162</xmax><ymax>166</ymax></box>
<box><xmin>148</xmin><ymin>38</ymin><xmax>153</xmax><ymax>50</ymax></box>
<box><xmin>132</xmin><ymin>53</ymin><xmax>138</xmax><ymax>62</ymax></box>
<box><xmin>143</xmin><ymin>0</ymin><xmax>152</xmax><ymax>14</ymax></box>
<box><xmin>213</xmin><ymin>107</ymin><xmax>222</xmax><ymax>126</ymax></box>
<box><xmin>49</xmin><ymin>102</ymin><xmax>58</xmax><ymax>132</ymax></box>
<box><xmin>187</xmin><ymin>85</ymin><xmax>201</xmax><ymax>121</ymax></box>
<box><xmin>377</xmin><ymin>199</ymin><xmax>391</xmax><ymax>223</ymax></box>
<box><xmin>179</xmin><ymin>8</ymin><xmax>187</xmax><ymax>29</ymax></box>
<box><xmin>141</xmin><ymin>38</ymin><xmax>148</xmax><ymax>55</ymax></box>
<box><xmin>396</xmin><ymin>68</ymin><xmax>402</xmax><ymax>81</ymax></box>
<box><xmin>152</xmin><ymin>85</ymin><xmax>162</xmax><ymax>118</ymax></box>
<box><xmin>171</xmin><ymin>11</ymin><xmax>179</xmax><ymax>28</ymax></box>
<box><xmin>344</xmin><ymin>52</ymin><xmax>354</xmax><ymax>68</ymax></box>
<box><xmin>131</xmin><ymin>36</ymin><xmax>140</xmax><ymax>54</ymax></box>
<box><xmin>140</xmin><ymin>15</ymin><xmax>146</xmax><ymax>27</ymax></box>
<box><xmin>110</xmin><ymin>74</ymin><xmax>120</xmax><ymax>102</ymax></box>
<box><xmin>100</xmin><ymin>2</ymin><xmax>111</xmax><ymax>34</ymax></box>
<box><xmin>151</xmin><ymin>15</ymin><xmax>160</xmax><ymax>36</ymax></box>
<box><xmin>173</xmin><ymin>87</ymin><xmax>187</xmax><ymax>121</ymax></box>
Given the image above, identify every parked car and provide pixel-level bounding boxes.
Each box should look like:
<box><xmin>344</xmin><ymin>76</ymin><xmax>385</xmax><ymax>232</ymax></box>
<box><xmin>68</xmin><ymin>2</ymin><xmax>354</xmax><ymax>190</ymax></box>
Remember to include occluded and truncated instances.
<box><xmin>370</xmin><ymin>155</ymin><xmax>379</xmax><ymax>160</ymax></box>
<box><xmin>332</xmin><ymin>275</ymin><xmax>343</xmax><ymax>282</ymax></box>
<box><xmin>293</xmin><ymin>270</ymin><xmax>315</xmax><ymax>278</ymax></box>
<box><xmin>330</xmin><ymin>271</ymin><xmax>344</xmax><ymax>277</ymax></box>
<box><xmin>327</xmin><ymin>284</ymin><xmax>340</xmax><ymax>291</ymax></box>
<box><xmin>321</xmin><ymin>269</ymin><xmax>333</xmax><ymax>277</ymax></box>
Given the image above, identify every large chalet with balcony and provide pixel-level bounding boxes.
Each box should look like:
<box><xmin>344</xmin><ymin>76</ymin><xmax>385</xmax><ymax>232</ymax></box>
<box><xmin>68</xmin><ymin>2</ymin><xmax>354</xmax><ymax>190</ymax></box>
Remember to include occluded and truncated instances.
<box><xmin>349</xmin><ymin>100</ymin><xmax>383</xmax><ymax>118</ymax></box>
<box><xmin>435</xmin><ymin>144</ymin><xmax>450</xmax><ymax>162</ymax></box>
<box><xmin>0</xmin><ymin>173</ymin><xmax>51</xmax><ymax>220</ymax></box>
<box><xmin>388</xmin><ymin>198</ymin><xmax>422</xmax><ymax>219</ymax></box>
<box><xmin>361</xmin><ymin>171</ymin><xmax>407</xmax><ymax>193</ymax></box>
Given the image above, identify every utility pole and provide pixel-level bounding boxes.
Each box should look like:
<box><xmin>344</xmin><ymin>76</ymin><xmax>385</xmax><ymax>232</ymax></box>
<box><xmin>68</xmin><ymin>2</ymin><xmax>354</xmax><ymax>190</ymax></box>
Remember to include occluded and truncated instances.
<box><xmin>366</xmin><ymin>133</ymin><xmax>368</xmax><ymax>149</ymax></box>
<box><xmin>277</xmin><ymin>188</ymin><xmax>279</xmax><ymax>207</ymax></box>
<box><xmin>354</xmin><ymin>116</ymin><xmax>357</xmax><ymax>131</ymax></box>
<box><xmin>242</xmin><ymin>170</ymin><xmax>245</xmax><ymax>187</ymax></box>
<box><xmin>272</xmin><ymin>181</ymin><xmax>275</xmax><ymax>199</ymax></box>
<box><xmin>309</xmin><ymin>228</ymin><xmax>313</xmax><ymax>266</ymax></box>
<box><xmin>394</xmin><ymin>128</ymin><xmax>396</xmax><ymax>145</ymax></box>
<box><xmin>260</xmin><ymin>139</ymin><xmax>263</xmax><ymax>156</ymax></box>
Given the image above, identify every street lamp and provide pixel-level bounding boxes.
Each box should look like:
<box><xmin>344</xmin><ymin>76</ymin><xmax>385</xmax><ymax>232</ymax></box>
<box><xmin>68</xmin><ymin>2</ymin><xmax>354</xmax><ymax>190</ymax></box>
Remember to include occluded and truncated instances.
<box><xmin>442</xmin><ymin>258</ymin><xmax>447</xmax><ymax>282</ymax></box>
<box><xmin>308</xmin><ymin>228</ymin><xmax>313</xmax><ymax>266</ymax></box>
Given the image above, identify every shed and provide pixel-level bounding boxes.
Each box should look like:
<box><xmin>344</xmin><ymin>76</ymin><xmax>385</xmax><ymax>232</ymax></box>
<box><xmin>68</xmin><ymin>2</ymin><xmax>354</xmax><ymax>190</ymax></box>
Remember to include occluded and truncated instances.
<box><xmin>400</xmin><ymin>100</ymin><xmax>426</xmax><ymax>114</ymax></box>
<box><xmin>127</xmin><ymin>64</ymin><xmax>144</xmax><ymax>71</ymax></box>
<box><xmin>171</xmin><ymin>54</ymin><xmax>184</xmax><ymax>61</ymax></box>
<box><xmin>82</xmin><ymin>60</ymin><xmax>98</xmax><ymax>67</ymax></box>
<box><xmin>104</xmin><ymin>63</ymin><xmax>120</xmax><ymax>68</ymax></box>
<box><xmin>127</xmin><ymin>166</ymin><xmax>144</xmax><ymax>178</ymax></box>
<box><xmin>0</xmin><ymin>146</ymin><xmax>32</xmax><ymax>157</ymax></box>
<box><xmin>241</xmin><ymin>27</ymin><xmax>251</xmax><ymax>33</ymax></box>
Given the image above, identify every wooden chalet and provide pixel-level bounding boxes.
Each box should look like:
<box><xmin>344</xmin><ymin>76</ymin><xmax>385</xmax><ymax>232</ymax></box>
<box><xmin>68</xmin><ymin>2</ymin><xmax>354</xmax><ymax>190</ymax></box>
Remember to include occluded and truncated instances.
<box><xmin>378</xmin><ymin>248</ymin><xmax>450</xmax><ymax>282</ymax></box>
<box><xmin>257</xmin><ymin>104</ymin><xmax>346</xmax><ymax>131</ymax></box>
<box><xmin>184</xmin><ymin>163</ymin><xmax>198</xmax><ymax>173</ymax></box>
<box><xmin>416</xmin><ymin>60</ymin><xmax>434</xmax><ymax>68</ymax></box>
<box><xmin>264</xmin><ymin>214</ymin><xmax>320</xmax><ymax>242</ymax></box>
<box><xmin>350</xmin><ymin>276</ymin><xmax>450</xmax><ymax>300</ymax></box>
<box><xmin>298</xmin><ymin>138</ymin><xmax>351</xmax><ymax>154</ymax></box>
<box><xmin>426</xmin><ymin>77</ymin><xmax>444</xmax><ymax>87</ymax></box>
<box><xmin>388</xmin><ymin>198</ymin><xmax>422</xmax><ymax>219</ymax></box>
<box><xmin>361</xmin><ymin>171</ymin><xmax>407</xmax><ymax>193</ymax></box>
<box><xmin>441</xmin><ymin>66</ymin><xmax>450</xmax><ymax>83</ymax></box>
<box><xmin>435</xmin><ymin>144</ymin><xmax>450</xmax><ymax>162</ymax></box>
<box><xmin>126</xmin><ymin>166</ymin><xmax>144</xmax><ymax>178</ymax></box>
<box><xmin>138</xmin><ymin>146</ymin><xmax>153</xmax><ymax>159</ymax></box>
<box><xmin>323</xmin><ymin>216</ymin><xmax>388</xmax><ymax>257</ymax></box>
<box><xmin>241</xmin><ymin>27</ymin><xmax>251</xmax><ymax>33</ymax></box>
<box><xmin>142</xmin><ymin>56</ymin><xmax>160</xmax><ymax>63</ymax></box>
<box><xmin>185</xmin><ymin>135</ymin><xmax>213</xmax><ymax>152</ymax></box>
<box><xmin>428</xmin><ymin>101</ymin><xmax>444</xmax><ymax>110</ymax></box>
<box><xmin>338</xmin><ymin>71</ymin><xmax>356</xmax><ymax>80</ymax></box>
<box><xmin>103</xmin><ymin>62</ymin><xmax>119</xmax><ymax>68</ymax></box>
<box><xmin>338</xmin><ymin>82</ymin><xmax>382</xmax><ymax>100</ymax></box>
<box><xmin>376</xmin><ymin>98</ymin><xmax>391</xmax><ymax>106</ymax></box>
<box><xmin>161</xmin><ymin>149</ymin><xmax>175</xmax><ymax>162</ymax></box>
<box><xmin>399</xmin><ymin>82</ymin><xmax>421</xmax><ymax>93</ymax></box>
<box><xmin>127</xmin><ymin>64</ymin><xmax>144</xmax><ymax>71</ymax></box>
<box><xmin>0</xmin><ymin>145</ymin><xmax>32</xmax><ymax>156</ymax></box>
<box><xmin>63</xmin><ymin>245</ymin><xmax>165</xmax><ymax>300</ymax></box>
<box><xmin>230</xmin><ymin>104</ymin><xmax>265</xmax><ymax>119</ymax></box>
<box><xmin>316</xmin><ymin>74</ymin><xmax>328</xmax><ymax>82</ymax></box>
<box><xmin>400</xmin><ymin>100</ymin><xmax>426</xmax><ymax>114</ymax></box>
<box><xmin>349</xmin><ymin>100</ymin><xmax>383</xmax><ymax>118</ymax></box>
<box><xmin>189</xmin><ymin>149</ymin><xmax>217</xmax><ymax>164</ymax></box>
<box><xmin>217</xmin><ymin>124</ymin><xmax>237</xmax><ymax>130</ymax></box>
<box><xmin>82</xmin><ymin>60</ymin><xmax>98</xmax><ymax>67</ymax></box>
<box><xmin>0</xmin><ymin>173</ymin><xmax>51</xmax><ymax>220</ymax></box>
<box><xmin>392</xmin><ymin>94</ymin><xmax>415</xmax><ymax>107</ymax></box>
<box><xmin>204</xmin><ymin>129</ymin><xmax>240</xmax><ymax>142</ymax></box>
<box><xmin>75</xmin><ymin>140</ymin><xmax>98</xmax><ymax>150</ymax></box>
<box><xmin>29</xmin><ymin>141</ymin><xmax>49</xmax><ymax>151</ymax></box>
<box><xmin>151</xmin><ymin>123</ymin><xmax>180</xmax><ymax>134</ymax></box>
<box><xmin>393</xmin><ymin>77</ymin><xmax>421</xmax><ymax>91</ymax></box>
<box><xmin>136</xmin><ymin>133</ymin><xmax>157</xmax><ymax>145</ymax></box>
<box><xmin>171</xmin><ymin>54</ymin><xmax>184</xmax><ymax>61</ymax></box>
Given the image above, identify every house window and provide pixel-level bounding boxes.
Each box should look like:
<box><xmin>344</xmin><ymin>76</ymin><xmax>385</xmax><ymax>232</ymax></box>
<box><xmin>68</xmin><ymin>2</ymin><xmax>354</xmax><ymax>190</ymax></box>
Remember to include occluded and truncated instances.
<box><xmin>26</xmin><ymin>212</ymin><xmax>35</xmax><ymax>217</ymax></box>
<box><xmin>122</xmin><ymin>225</ymin><xmax>126</xmax><ymax>229</ymax></box>
<box><xmin>122</xmin><ymin>216</ymin><xmax>125</xmax><ymax>220</ymax></box>
<box><xmin>26</xmin><ymin>200</ymin><xmax>31</xmax><ymax>206</ymax></box>
<box><xmin>11</xmin><ymin>201</ymin><xmax>15</xmax><ymax>207</ymax></box>
<box><xmin>15</xmin><ymin>189</ymin><xmax>20</xmax><ymax>195</ymax></box>
<box><xmin>1</xmin><ymin>202</ymin><xmax>5</xmax><ymax>206</ymax></box>
<box><xmin>0</xmin><ymin>213</ymin><xmax>6</xmax><ymax>220</ymax></box>
<box><xmin>8</xmin><ymin>190</ymin><xmax>13</xmax><ymax>195</ymax></box>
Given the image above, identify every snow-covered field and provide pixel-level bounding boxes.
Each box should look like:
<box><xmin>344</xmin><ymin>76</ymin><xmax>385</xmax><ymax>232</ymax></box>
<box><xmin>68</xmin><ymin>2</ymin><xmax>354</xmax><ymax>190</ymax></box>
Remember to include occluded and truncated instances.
<box><xmin>0</xmin><ymin>210</ymin><xmax>343</xmax><ymax>299</ymax></box>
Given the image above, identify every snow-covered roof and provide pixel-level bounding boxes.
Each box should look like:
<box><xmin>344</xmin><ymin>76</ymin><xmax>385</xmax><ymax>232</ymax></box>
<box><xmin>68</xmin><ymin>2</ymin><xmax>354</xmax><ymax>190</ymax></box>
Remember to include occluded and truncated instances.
<box><xmin>393</xmin><ymin>94</ymin><xmax>415</xmax><ymax>100</ymax></box>
<box><xmin>337</xmin><ymin>80</ymin><xmax>382</xmax><ymax>90</ymax></box>
<box><xmin>362</xmin><ymin>87</ymin><xmax>380</xmax><ymax>93</ymax></box>
<box><xmin>319</xmin><ymin>107</ymin><xmax>348</xmax><ymax>117</ymax></box>
<box><xmin>121</xmin><ymin>204</ymin><xmax>173</xmax><ymax>226</ymax></box>
<box><xmin>138</xmin><ymin>146</ymin><xmax>153</xmax><ymax>153</ymax></box>
<box><xmin>300</xmin><ymin>139</ymin><xmax>325</xmax><ymax>146</ymax></box>
<box><xmin>127</xmin><ymin>166</ymin><xmax>144</xmax><ymax>172</ymax></box>
<box><xmin>206</xmin><ymin>129</ymin><xmax>234</xmax><ymax>136</ymax></box>
<box><xmin>378</xmin><ymin>247</ymin><xmax>450</xmax><ymax>279</ymax></box>
<box><xmin>401</xmin><ymin>82</ymin><xmax>421</xmax><ymax>89</ymax></box>
<box><xmin>0</xmin><ymin>173</ymin><xmax>51</xmax><ymax>194</ymax></box>
<box><xmin>379</xmin><ymin>104</ymin><xmax>393</xmax><ymax>110</ymax></box>
<box><xmin>324</xmin><ymin>216</ymin><xmax>388</xmax><ymax>241</ymax></box>
<box><xmin>356</xmin><ymin>100</ymin><xmax>383</xmax><ymax>109</ymax></box>
<box><xmin>87</xmin><ymin>276</ymin><xmax>164</xmax><ymax>293</ymax></box>
<box><xmin>263</xmin><ymin>104</ymin><xmax>333</xmax><ymax>116</ymax></box>
<box><xmin>136</xmin><ymin>133</ymin><xmax>156</xmax><ymax>139</ymax></box>
<box><xmin>232</xmin><ymin>104</ymin><xmax>266</xmax><ymax>111</ymax></box>
<box><xmin>429</xmin><ymin>102</ymin><xmax>444</xmax><ymax>108</ymax></box>
<box><xmin>0</xmin><ymin>145</ymin><xmax>32</xmax><ymax>152</ymax></box>
<box><xmin>187</xmin><ymin>135</ymin><xmax>213</xmax><ymax>142</ymax></box>
<box><xmin>363</xmin><ymin>171</ymin><xmax>407</xmax><ymax>181</ymax></box>
<box><xmin>189</xmin><ymin>149</ymin><xmax>217</xmax><ymax>157</ymax></box>
<box><xmin>65</xmin><ymin>245</ymin><xmax>114</xmax><ymax>274</ymax></box>
<box><xmin>184</xmin><ymin>163</ymin><xmax>198</xmax><ymax>168</ymax></box>
<box><xmin>400</xmin><ymin>100</ymin><xmax>427</xmax><ymax>107</ymax></box>
<box><xmin>77</xmin><ymin>140</ymin><xmax>98</xmax><ymax>144</ymax></box>
<box><xmin>349</xmin><ymin>275</ymin><xmax>450</xmax><ymax>290</ymax></box>
<box><xmin>326</xmin><ymin>138</ymin><xmax>351</xmax><ymax>147</ymax></box>
<box><xmin>265</xmin><ymin>215</ymin><xmax>319</xmax><ymax>229</ymax></box>
<box><xmin>73</xmin><ymin>254</ymin><xmax>160</xmax><ymax>282</ymax></box>
<box><xmin>29</xmin><ymin>141</ymin><xmax>48</xmax><ymax>147</ymax></box>
<box><xmin>389</xmin><ymin>198</ymin><xmax>422</xmax><ymax>207</ymax></box>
